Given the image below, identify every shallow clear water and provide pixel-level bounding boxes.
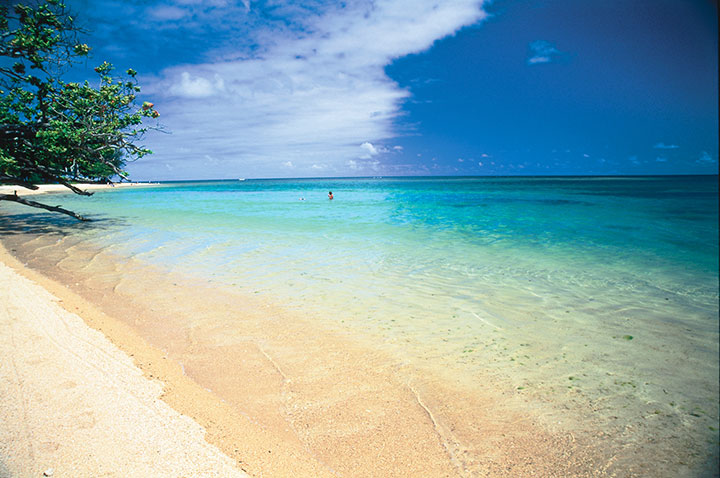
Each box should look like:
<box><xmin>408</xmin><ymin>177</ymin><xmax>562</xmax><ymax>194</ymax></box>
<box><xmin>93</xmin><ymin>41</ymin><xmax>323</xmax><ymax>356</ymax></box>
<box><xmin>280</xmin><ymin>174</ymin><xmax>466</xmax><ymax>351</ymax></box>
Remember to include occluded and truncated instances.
<box><xmin>2</xmin><ymin>175</ymin><xmax>719</xmax><ymax>460</ymax></box>
<box><xmin>44</xmin><ymin>176</ymin><xmax>717</xmax><ymax>322</ymax></box>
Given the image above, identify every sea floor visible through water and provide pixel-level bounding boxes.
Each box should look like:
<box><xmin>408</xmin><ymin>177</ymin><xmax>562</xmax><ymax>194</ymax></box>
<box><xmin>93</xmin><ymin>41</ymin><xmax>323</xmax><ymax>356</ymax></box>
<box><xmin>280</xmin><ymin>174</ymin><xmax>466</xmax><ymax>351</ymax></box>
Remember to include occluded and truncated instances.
<box><xmin>1</xmin><ymin>176</ymin><xmax>718</xmax><ymax>476</ymax></box>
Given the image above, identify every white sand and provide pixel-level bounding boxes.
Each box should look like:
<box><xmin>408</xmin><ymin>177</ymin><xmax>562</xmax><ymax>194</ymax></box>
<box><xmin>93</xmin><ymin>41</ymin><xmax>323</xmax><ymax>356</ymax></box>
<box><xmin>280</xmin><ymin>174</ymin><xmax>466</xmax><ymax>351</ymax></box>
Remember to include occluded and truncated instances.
<box><xmin>0</xmin><ymin>183</ymin><xmax>156</xmax><ymax>197</ymax></box>
<box><xmin>0</xmin><ymin>259</ymin><xmax>248</xmax><ymax>478</ymax></box>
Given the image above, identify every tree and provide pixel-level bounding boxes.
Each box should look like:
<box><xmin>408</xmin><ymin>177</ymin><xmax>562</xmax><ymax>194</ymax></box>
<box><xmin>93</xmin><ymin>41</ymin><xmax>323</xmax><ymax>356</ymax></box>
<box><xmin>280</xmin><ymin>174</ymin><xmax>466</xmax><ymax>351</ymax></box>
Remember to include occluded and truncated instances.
<box><xmin>0</xmin><ymin>0</ymin><xmax>158</xmax><ymax>220</ymax></box>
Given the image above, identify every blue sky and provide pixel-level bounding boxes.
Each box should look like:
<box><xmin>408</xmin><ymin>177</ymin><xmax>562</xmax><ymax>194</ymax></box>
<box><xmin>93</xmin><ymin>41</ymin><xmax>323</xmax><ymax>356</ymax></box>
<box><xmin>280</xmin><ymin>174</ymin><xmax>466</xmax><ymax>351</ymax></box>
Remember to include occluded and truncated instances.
<box><xmin>67</xmin><ymin>0</ymin><xmax>717</xmax><ymax>179</ymax></box>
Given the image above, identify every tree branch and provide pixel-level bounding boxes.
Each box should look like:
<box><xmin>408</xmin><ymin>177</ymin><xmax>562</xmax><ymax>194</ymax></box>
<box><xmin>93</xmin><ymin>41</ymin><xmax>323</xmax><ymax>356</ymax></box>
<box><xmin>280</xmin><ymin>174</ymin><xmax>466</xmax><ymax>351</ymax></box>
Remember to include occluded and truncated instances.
<box><xmin>13</xmin><ymin>152</ymin><xmax>94</xmax><ymax>196</ymax></box>
<box><xmin>0</xmin><ymin>192</ymin><xmax>88</xmax><ymax>221</ymax></box>
<box><xmin>0</xmin><ymin>176</ymin><xmax>40</xmax><ymax>190</ymax></box>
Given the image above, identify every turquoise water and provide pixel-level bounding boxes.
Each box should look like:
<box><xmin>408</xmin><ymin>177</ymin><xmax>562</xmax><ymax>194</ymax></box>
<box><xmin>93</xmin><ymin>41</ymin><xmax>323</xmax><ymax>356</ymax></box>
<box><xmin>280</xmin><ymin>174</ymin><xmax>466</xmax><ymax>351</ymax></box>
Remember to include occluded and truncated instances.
<box><xmin>2</xmin><ymin>175</ymin><xmax>719</xmax><ymax>445</ymax></box>
<box><xmin>53</xmin><ymin>176</ymin><xmax>717</xmax><ymax>316</ymax></box>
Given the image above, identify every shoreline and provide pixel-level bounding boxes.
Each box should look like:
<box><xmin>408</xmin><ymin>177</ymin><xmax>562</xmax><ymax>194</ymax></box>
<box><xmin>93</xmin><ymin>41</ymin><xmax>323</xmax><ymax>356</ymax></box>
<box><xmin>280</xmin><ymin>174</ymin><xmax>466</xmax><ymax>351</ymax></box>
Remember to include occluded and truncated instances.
<box><xmin>0</xmin><ymin>241</ymin><xmax>249</xmax><ymax>477</ymax></box>
<box><xmin>0</xmin><ymin>182</ymin><xmax>158</xmax><ymax>197</ymax></box>
<box><xmin>0</xmin><ymin>228</ymin><xmax>614</xmax><ymax>477</ymax></box>
<box><xmin>0</xmin><ymin>240</ymin><xmax>343</xmax><ymax>477</ymax></box>
<box><xmin>1</xmin><ymin>191</ymin><xmax>717</xmax><ymax>476</ymax></box>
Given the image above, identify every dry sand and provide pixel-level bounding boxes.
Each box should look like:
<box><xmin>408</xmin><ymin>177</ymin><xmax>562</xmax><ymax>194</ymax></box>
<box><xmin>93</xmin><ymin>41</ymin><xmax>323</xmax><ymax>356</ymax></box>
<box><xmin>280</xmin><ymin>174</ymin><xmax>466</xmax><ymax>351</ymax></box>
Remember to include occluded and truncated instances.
<box><xmin>0</xmin><ymin>251</ymin><xmax>247</xmax><ymax>478</ymax></box>
<box><xmin>0</xmin><ymin>183</ymin><xmax>156</xmax><ymax>197</ymax></box>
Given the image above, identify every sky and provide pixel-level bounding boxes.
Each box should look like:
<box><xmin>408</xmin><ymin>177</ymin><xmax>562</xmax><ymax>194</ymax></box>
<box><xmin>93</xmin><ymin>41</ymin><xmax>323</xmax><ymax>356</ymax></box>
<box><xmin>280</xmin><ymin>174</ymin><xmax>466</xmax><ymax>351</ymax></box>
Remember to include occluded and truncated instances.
<box><xmin>65</xmin><ymin>0</ymin><xmax>718</xmax><ymax>179</ymax></box>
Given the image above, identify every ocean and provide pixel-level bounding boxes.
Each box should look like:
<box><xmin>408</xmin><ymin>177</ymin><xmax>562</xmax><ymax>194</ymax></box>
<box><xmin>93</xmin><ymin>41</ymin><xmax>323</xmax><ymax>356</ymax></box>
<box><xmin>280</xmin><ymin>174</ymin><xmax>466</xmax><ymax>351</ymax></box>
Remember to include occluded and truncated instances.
<box><xmin>1</xmin><ymin>175</ymin><xmax>718</xmax><ymax>475</ymax></box>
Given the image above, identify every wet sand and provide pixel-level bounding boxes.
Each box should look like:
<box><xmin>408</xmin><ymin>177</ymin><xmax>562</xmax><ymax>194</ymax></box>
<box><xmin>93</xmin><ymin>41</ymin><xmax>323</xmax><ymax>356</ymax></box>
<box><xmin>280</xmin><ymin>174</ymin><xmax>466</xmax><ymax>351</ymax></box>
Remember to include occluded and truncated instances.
<box><xmin>0</xmin><ymin>190</ymin><xmax>718</xmax><ymax>477</ymax></box>
<box><xmin>0</xmin><ymin>239</ymin><xmax>612</xmax><ymax>477</ymax></box>
<box><xmin>0</xmin><ymin>245</ymin><xmax>247</xmax><ymax>478</ymax></box>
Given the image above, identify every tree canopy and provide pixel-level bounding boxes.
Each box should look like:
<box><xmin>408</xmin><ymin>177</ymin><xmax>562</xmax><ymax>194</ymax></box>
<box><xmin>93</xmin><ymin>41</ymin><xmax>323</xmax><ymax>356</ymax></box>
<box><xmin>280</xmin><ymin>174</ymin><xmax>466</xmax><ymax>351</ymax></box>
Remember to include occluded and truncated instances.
<box><xmin>0</xmin><ymin>0</ymin><xmax>158</xmax><ymax>220</ymax></box>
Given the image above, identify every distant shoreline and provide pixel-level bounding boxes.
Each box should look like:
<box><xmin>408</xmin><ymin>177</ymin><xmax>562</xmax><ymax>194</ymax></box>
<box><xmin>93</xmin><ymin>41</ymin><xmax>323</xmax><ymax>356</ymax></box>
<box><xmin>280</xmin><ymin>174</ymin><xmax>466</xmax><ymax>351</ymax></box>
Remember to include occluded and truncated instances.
<box><xmin>4</xmin><ymin>175</ymin><xmax>714</xmax><ymax>192</ymax></box>
<box><xmin>91</xmin><ymin>173</ymin><xmax>719</xmax><ymax>184</ymax></box>
<box><xmin>0</xmin><ymin>182</ymin><xmax>158</xmax><ymax>197</ymax></box>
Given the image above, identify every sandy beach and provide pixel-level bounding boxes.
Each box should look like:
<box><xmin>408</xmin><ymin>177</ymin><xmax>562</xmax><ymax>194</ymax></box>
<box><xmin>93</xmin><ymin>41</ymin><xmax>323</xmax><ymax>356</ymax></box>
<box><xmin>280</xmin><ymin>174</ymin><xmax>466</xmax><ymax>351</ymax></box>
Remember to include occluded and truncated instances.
<box><xmin>0</xmin><ymin>183</ymin><xmax>245</xmax><ymax>477</ymax></box>
<box><xmin>0</xmin><ymin>243</ymin><xmax>248</xmax><ymax>478</ymax></box>
<box><xmin>1</xmin><ymin>0</ymin><xmax>716</xmax><ymax>473</ymax></box>
<box><xmin>0</xmin><ymin>237</ymin><xmax>607</xmax><ymax>478</ymax></box>
<box><xmin>1</xmin><ymin>182</ymin><xmax>717</xmax><ymax>477</ymax></box>
<box><xmin>0</xmin><ymin>183</ymin><xmax>157</xmax><ymax>197</ymax></box>
<box><xmin>0</xmin><ymin>183</ymin><xmax>604</xmax><ymax>477</ymax></box>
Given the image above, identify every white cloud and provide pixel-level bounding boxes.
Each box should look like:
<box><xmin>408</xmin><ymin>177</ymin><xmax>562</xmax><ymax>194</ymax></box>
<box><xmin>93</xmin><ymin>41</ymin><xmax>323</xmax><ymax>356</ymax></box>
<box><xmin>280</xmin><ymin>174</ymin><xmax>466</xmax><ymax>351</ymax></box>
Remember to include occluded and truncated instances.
<box><xmin>169</xmin><ymin>72</ymin><xmax>226</xmax><ymax>98</ymax></box>
<box><xmin>175</xmin><ymin>0</ymin><xmax>233</xmax><ymax>6</ymax></box>
<box><xmin>148</xmin><ymin>5</ymin><xmax>188</xmax><ymax>20</ymax></box>
<box><xmin>393</xmin><ymin>145</ymin><xmax>404</xmax><ymax>151</ymax></box>
<box><xmin>346</xmin><ymin>158</ymin><xmax>381</xmax><ymax>172</ymax></box>
<box><xmin>134</xmin><ymin>0</ymin><xmax>487</xmax><ymax>179</ymax></box>
<box><xmin>653</xmin><ymin>142</ymin><xmax>679</xmax><ymax>149</ymax></box>
<box><xmin>696</xmin><ymin>151</ymin><xmax>716</xmax><ymax>163</ymax></box>
<box><xmin>282</xmin><ymin>161</ymin><xmax>294</xmax><ymax>167</ymax></box>
<box><xmin>360</xmin><ymin>141</ymin><xmax>380</xmax><ymax>159</ymax></box>
<box><xmin>527</xmin><ymin>40</ymin><xmax>562</xmax><ymax>65</ymax></box>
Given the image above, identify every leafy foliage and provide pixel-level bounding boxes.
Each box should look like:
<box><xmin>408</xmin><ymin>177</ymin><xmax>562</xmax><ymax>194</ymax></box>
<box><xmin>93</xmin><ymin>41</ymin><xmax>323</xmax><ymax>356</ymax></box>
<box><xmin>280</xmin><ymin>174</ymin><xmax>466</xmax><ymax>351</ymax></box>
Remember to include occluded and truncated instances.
<box><xmin>0</xmin><ymin>0</ymin><xmax>157</xmax><ymax>217</ymax></box>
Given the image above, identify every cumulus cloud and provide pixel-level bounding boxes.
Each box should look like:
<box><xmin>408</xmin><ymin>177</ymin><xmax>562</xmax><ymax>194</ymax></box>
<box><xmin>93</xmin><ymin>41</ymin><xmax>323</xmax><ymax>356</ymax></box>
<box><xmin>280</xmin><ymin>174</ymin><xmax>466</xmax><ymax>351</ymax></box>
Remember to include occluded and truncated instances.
<box><xmin>696</xmin><ymin>151</ymin><xmax>716</xmax><ymax>163</ymax></box>
<box><xmin>170</xmin><ymin>72</ymin><xmax>226</xmax><ymax>98</ymax></box>
<box><xmin>527</xmin><ymin>40</ymin><xmax>562</xmax><ymax>65</ymax></box>
<box><xmin>654</xmin><ymin>142</ymin><xmax>679</xmax><ymax>149</ymax></box>
<box><xmin>360</xmin><ymin>141</ymin><xmax>380</xmax><ymax>159</ymax></box>
<box><xmin>133</xmin><ymin>0</ymin><xmax>487</xmax><ymax>179</ymax></box>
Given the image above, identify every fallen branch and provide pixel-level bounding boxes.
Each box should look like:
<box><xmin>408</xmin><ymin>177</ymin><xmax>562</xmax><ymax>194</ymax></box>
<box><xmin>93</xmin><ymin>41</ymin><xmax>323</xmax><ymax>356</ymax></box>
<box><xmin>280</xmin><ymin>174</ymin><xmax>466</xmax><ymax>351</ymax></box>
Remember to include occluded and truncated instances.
<box><xmin>0</xmin><ymin>192</ymin><xmax>88</xmax><ymax>221</ymax></box>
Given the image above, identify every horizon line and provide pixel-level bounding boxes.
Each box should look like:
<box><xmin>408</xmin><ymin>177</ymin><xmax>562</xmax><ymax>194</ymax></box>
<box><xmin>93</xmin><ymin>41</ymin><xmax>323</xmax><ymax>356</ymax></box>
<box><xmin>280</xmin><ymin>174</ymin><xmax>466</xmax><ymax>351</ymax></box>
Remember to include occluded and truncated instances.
<box><xmin>135</xmin><ymin>173</ymin><xmax>719</xmax><ymax>183</ymax></box>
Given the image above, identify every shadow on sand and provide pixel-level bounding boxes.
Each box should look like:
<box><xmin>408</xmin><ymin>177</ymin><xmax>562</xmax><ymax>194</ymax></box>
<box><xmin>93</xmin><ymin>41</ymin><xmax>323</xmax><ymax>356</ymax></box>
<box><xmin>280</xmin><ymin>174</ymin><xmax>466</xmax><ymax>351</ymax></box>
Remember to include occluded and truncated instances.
<box><xmin>0</xmin><ymin>210</ymin><xmax>125</xmax><ymax>238</ymax></box>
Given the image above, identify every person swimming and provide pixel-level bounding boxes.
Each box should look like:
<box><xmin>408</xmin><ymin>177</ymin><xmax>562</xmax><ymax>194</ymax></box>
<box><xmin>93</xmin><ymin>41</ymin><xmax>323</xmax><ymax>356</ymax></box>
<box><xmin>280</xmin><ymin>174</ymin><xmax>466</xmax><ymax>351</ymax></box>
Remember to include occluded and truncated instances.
<box><xmin>328</xmin><ymin>191</ymin><xmax>334</xmax><ymax>200</ymax></box>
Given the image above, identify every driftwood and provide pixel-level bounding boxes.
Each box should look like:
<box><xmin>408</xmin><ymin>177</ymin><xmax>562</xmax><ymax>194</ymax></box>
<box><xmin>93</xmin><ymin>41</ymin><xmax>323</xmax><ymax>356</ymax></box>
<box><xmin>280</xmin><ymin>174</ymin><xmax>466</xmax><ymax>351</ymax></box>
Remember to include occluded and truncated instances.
<box><xmin>0</xmin><ymin>191</ymin><xmax>88</xmax><ymax>221</ymax></box>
